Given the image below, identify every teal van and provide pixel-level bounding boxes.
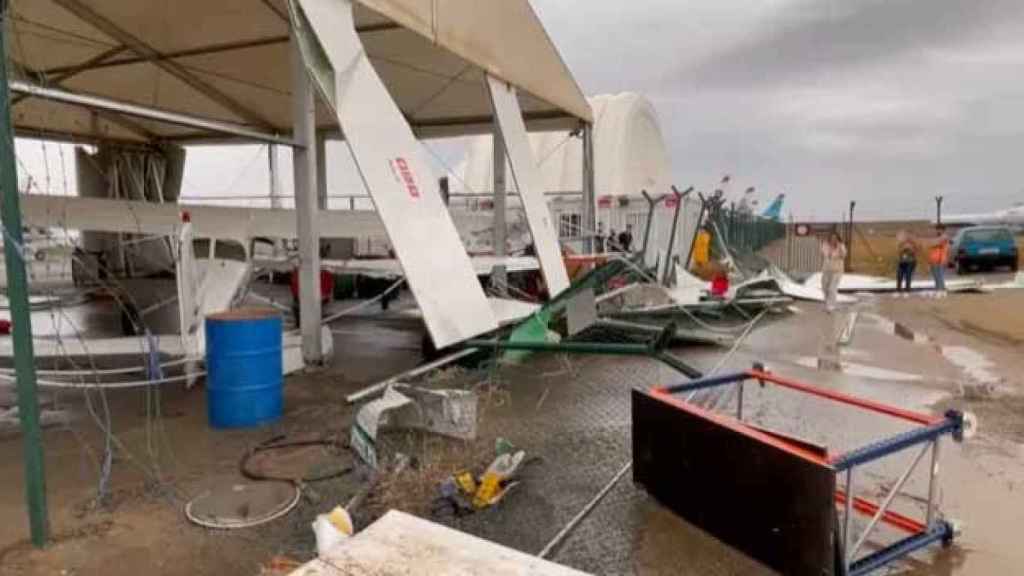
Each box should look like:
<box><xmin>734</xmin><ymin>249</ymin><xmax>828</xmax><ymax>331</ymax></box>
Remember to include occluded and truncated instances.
<box><xmin>950</xmin><ymin>226</ymin><xmax>1018</xmax><ymax>273</ymax></box>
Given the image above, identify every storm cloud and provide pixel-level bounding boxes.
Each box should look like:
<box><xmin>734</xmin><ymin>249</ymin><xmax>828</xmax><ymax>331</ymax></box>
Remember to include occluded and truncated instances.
<box><xmin>534</xmin><ymin>0</ymin><xmax>1024</xmax><ymax>220</ymax></box>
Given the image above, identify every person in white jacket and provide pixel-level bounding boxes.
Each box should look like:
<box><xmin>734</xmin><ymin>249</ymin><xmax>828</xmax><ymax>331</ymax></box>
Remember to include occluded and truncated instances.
<box><xmin>820</xmin><ymin>232</ymin><xmax>847</xmax><ymax>312</ymax></box>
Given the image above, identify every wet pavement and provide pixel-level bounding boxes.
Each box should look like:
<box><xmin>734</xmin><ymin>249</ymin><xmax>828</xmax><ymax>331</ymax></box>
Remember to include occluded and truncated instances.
<box><xmin>3</xmin><ymin>279</ymin><xmax>1023</xmax><ymax>575</ymax></box>
<box><xmin>388</xmin><ymin>292</ymin><xmax>1024</xmax><ymax>575</ymax></box>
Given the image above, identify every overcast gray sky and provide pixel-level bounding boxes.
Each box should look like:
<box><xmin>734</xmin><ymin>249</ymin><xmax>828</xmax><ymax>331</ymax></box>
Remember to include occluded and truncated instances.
<box><xmin>15</xmin><ymin>0</ymin><xmax>1024</xmax><ymax>221</ymax></box>
<box><xmin>534</xmin><ymin>0</ymin><xmax>1024</xmax><ymax>220</ymax></box>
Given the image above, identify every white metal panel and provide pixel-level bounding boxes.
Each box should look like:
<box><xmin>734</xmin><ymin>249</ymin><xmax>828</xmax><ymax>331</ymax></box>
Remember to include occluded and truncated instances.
<box><xmin>293</xmin><ymin>0</ymin><xmax>497</xmax><ymax>348</ymax></box>
<box><xmin>11</xmin><ymin>194</ymin><xmax>455</xmax><ymax>243</ymax></box>
<box><xmin>486</xmin><ymin>75</ymin><xmax>570</xmax><ymax>297</ymax></box>
<box><xmin>304</xmin><ymin>255</ymin><xmax>540</xmax><ymax>278</ymax></box>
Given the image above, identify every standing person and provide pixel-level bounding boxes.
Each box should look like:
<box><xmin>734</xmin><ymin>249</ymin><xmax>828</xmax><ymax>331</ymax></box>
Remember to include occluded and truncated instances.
<box><xmin>607</xmin><ymin>228</ymin><xmax>618</xmax><ymax>252</ymax></box>
<box><xmin>614</xmin><ymin>224</ymin><xmax>630</xmax><ymax>251</ymax></box>
<box><xmin>595</xmin><ymin>223</ymin><xmax>606</xmax><ymax>253</ymax></box>
<box><xmin>820</xmin><ymin>231</ymin><xmax>847</xmax><ymax>312</ymax></box>
<box><xmin>618</xmin><ymin>225</ymin><xmax>634</xmax><ymax>253</ymax></box>
<box><xmin>896</xmin><ymin>231</ymin><xmax>919</xmax><ymax>295</ymax></box>
<box><xmin>692</xmin><ymin>226</ymin><xmax>712</xmax><ymax>268</ymax></box>
<box><xmin>928</xmin><ymin>226</ymin><xmax>950</xmax><ymax>297</ymax></box>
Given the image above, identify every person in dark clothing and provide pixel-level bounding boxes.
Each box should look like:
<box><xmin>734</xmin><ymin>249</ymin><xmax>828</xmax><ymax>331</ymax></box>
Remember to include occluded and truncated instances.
<box><xmin>618</xmin><ymin>225</ymin><xmax>634</xmax><ymax>253</ymax></box>
<box><xmin>895</xmin><ymin>231</ymin><xmax>919</xmax><ymax>294</ymax></box>
<box><xmin>595</xmin><ymin>223</ymin><xmax>606</xmax><ymax>253</ymax></box>
<box><xmin>608</xmin><ymin>229</ymin><xmax>618</xmax><ymax>252</ymax></box>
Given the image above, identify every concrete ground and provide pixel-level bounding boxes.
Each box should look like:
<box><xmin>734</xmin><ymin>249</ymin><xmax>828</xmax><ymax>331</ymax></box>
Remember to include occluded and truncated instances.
<box><xmin>1</xmin><ymin>278</ymin><xmax>1023</xmax><ymax>575</ymax></box>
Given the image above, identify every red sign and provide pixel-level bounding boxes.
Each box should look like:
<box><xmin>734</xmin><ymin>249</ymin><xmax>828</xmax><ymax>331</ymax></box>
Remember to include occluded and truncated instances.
<box><xmin>390</xmin><ymin>157</ymin><xmax>420</xmax><ymax>199</ymax></box>
<box><xmin>598</xmin><ymin>195</ymin><xmax>612</xmax><ymax>208</ymax></box>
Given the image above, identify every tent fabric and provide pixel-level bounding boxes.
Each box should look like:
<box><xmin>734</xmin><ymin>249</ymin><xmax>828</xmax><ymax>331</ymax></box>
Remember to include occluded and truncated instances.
<box><xmin>457</xmin><ymin>93</ymin><xmax>671</xmax><ymax>198</ymax></box>
<box><xmin>5</xmin><ymin>0</ymin><xmax>591</xmax><ymax>144</ymax></box>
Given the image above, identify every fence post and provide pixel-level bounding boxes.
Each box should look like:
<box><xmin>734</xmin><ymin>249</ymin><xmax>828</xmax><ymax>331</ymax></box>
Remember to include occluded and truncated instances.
<box><xmin>0</xmin><ymin>2</ymin><xmax>50</xmax><ymax>547</ymax></box>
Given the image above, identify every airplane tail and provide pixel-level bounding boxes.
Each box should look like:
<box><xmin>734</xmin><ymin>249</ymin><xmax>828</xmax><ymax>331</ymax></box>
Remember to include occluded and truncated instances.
<box><xmin>175</xmin><ymin>218</ymin><xmax>200</xmax><ymax>357</ymax></box>
<box><xmin>761</xmin><ymin>194</ymin><xmax>785</xmax><ymax>221</ymax></box>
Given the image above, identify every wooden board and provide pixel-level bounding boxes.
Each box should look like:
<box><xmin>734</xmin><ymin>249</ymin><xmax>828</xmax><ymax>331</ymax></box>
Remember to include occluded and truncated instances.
<box><xmin>289</xmin><ymin>510</ymin><xmax>590</xmax><ymax>576</ymax></box>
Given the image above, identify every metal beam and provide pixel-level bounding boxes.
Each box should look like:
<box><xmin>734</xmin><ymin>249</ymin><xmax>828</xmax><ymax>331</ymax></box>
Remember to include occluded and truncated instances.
<box><xmin>268</xmin><ymin>144</ymin><xmax>282</xmax><ymax>209</ymax></box>
<box><xmin>290</xmin><ymin>32</ymin><xmax>322</xmax><ymax>364</ymax></box>
<box><xmin>492</xmin><ymin>121</ymin><xmax>507</xmax><ymax>295</ymax></box>
<box><xmin>51</xmin><ymin>0</ymin><xmax>278</xmax><ymax>130</ymax></box>
<box><xmin>14</xmin><ymin>45</ymin><xmax>127</xmax><ymax>105</ymax></box>
<box><xmin>0</xmin><ymin>5</ymin><xmax>49</xmax><ymax>547</ymax></box>
<box><xmin>12</xmin><ymin>57</ymin><xmax>160</xmax><ymax>141</ymax></box>
<box><xmin>315</xmin><ymin>132</ymin><xmax>327</xmax><ymax>210</ymax></box>
<box><xmin>581</xmin><ymin>122</ymin><xmax>595</xmax><ymax>253</ymax></box>
<box><xmin>40</xmin><ymin>36</ymin><xmax>289</xmax><ymax>77</ymax></box>
<box><xmin>37</xmin><ymin>26</ymin><xmax>398</xmax><ymax>78</ymax></box>
<box><xmin>10</xmin><ymin>80</ymin><xmax>296</xmax><ymax>146</ymax></box>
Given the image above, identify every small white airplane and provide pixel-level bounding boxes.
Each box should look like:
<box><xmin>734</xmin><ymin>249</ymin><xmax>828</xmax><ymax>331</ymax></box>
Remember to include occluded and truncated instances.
<box><xmin>940</xmin><ymin>202</ymin><xmax>1024</xmax><ymax>230</ymax></box>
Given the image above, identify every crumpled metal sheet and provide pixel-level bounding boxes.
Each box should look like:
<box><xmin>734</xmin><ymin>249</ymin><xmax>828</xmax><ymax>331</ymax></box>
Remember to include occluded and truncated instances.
<box><xmin>351</xmin><ymin>385</ymin><xmax>478</xmax><ymax>469</ymax></box>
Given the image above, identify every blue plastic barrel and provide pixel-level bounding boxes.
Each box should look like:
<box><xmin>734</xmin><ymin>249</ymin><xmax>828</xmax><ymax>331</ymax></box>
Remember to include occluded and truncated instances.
<box><xmin>205</xmin><ymin>308</ymin><xmax>283</xmax><ymax>428</ymax></box>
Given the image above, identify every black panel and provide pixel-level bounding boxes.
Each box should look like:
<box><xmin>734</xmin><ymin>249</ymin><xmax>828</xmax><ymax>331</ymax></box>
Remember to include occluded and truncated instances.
<box><xmin>632</xmin><ymin>388</ymin><xmax>836</xmax><ymax>576</ymax></box>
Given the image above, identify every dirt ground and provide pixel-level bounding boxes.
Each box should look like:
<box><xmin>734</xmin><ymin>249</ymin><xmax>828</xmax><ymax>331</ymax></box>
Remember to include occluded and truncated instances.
<box><xmin>849</xmin><ymin>221</ymin><xmax>1022</xmax><ymax>278</ymax></box>
<box><xmin>2</xmin><ymin>284</ymin><xmax>1024</xmax><ymax>575</ymax></box>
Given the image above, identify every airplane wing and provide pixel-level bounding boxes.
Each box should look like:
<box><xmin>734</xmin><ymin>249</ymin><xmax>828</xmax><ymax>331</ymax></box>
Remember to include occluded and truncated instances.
<box><xmin>255</xmin><ymin>255</ymin><xmax>541</xmax><ymax>279</ymax></box>
<box><xmin>13</xmin><ymin>193</ymin><xmax>492</xmax><ymax>244</ymax></box>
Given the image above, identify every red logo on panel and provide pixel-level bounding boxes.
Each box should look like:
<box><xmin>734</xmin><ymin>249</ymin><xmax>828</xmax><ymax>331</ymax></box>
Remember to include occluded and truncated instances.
<box><xmin>391</xmin><ymin>157</ymin><xmax>420</xmax><ymax>199</ymax></box>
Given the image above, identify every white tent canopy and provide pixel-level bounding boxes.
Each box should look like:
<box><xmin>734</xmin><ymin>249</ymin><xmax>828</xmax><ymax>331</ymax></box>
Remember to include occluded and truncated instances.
<box><xmin>6</xmin><ymin>0</ymin><xmax>592</xmax><ymax>145</ymax></box>
<box><xmin>457</xmin><ymin>93</ymin><xmax>670</xmax><ymax>197</ymax></box>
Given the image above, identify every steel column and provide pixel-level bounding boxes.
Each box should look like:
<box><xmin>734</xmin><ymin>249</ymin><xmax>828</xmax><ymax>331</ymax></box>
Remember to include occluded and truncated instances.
<box><xmin>268</xmin><ymin>144</ymin><xmax>282</xmax><ymax>209</ymax></box>
<box><xmin>661</xmin><ymin>186</ymin><xmax>685</xmax><ymax>285</ymax></box>
<box><xmin>843</xmin><ymin>468</ymin><xmax>854</xmax><ymax>570</ymax></box>
<box><xmin>926</xmin><ymin>438</ymin><xmax>940</xmax><ymax>525</ymax></box>
<box><xmin>316</xmin><ymin>132</ymin><xmax>328</xmax><ymax>210</ymax></box>
<box><xmin>492</xmin><ymin>121</ymin><xmax>508</xmax><ymax>295</ymax></box>
<box><xmin>581</xmin><ymin>122</ymin><xmax>596</xmax><ymax>254</ymax></box>
<box><xmin>684</xmin><ymin>194</ymin><xmax>708</xmax><ymax>270</ymax></box>
<box><xmin>0</xmin><ymin>4</ymin><xmax>50</xmax><ymax>547</ymax></box>
<box><xmin>290</xmin><ymin>30</ymin><xmax>322</xmax><ymax>364</ymax></box>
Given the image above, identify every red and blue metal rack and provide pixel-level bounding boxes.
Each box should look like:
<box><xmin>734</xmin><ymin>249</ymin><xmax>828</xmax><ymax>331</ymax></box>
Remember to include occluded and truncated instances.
<box><xmin>634</xmin><ymin>367</ymin><xmax>970</xmax><ymax>576</ymax></box>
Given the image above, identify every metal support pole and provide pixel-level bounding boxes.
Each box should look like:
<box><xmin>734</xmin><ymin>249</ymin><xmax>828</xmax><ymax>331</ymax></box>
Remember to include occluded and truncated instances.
<box><xmin>846</xmin><ymin>201</ymin><xmax>855</xmax><ymax>272</ymax></box>
<box><xmin>492</xmin><ymin>123</ymin><xmax>508</xmax><ymax>295</ymax></box>
<box><xmin>581</xmin><ymin>122</ymin><xmax>596</xmax><ymax>254</ymax></box>
<box><xmin>684</xmin><ymin>194</ymin><xmax>708</xmax><ymax>270</ymax></box>
<box><xmin>736</xmin><ymin>381</ymin><xmax>744</xmax><ymax>420</ymax></box>
<box><xmin>290</xmin><ymin>30</ymin><xmax>322</xmax><ymax>364</ymax></box>
<box><xmin>926</xmin><ymin>438</ymin><xmax>940</xmax><ymax>526</ymax></box>
<box><xmin>0</xmin><ymin>3</ymin><xmax>50</xmax><ymax>547</ymax></box>
<box><xmin>661</xmin><ymin>186</ymin><xmax>687</xmax><ymax>286</ymax></box>
<box><xmin>316</xmin><ymin>132</ymin><xmax>328</xmax><ymax>210</ymax></box>
<box><xmin>843</xmin><ymin>468</ymin><xmax>854</xmax><ymax>568</ymax></box>
<box><xmin>934</xmin><ymin>195</ymin><xmax>944</xmax><ymax>226</ymax></box>
<box><xmin>639</xmin><ymin>190</ymin><xmax>660</xmax><ymax>265</ymax></box>
<box><xmin>268</xmin><ymin>144</ymin><xmax>282</xmax><ymax>209</ymax></box>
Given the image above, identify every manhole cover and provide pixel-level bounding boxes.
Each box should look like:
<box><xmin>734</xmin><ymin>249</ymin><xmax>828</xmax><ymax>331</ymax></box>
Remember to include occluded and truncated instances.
<box><xmin>185</xmin><ymin>480</ymin><xmax>299</xmax><ymax>529</ymax></box>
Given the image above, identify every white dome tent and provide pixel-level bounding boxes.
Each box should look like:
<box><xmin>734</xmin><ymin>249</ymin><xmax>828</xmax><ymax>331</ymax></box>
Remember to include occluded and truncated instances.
<box><xmin>458</xmin><ymin>93</ymin><xmax>670</xmax><ymax>201</ymax></box>
<box><xmin>454</xmin><ymin>93</ymin><xmax>697</xmax><ymax>274</ymax></box>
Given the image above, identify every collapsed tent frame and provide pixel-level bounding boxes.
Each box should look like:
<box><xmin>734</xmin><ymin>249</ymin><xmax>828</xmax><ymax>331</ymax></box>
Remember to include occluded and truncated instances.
<box><xmin>3</xmin><ymin>0</ymin><xmax>597</xmax><ymax>547</ymax></box>
<box><xmin>636</xmin><ymin>368</ymin><xmax>967</xmax><ymax>576</ymax></box>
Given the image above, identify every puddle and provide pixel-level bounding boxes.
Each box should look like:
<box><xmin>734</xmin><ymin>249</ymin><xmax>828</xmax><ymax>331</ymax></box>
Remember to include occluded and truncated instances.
<box><xmin>862</xmin><ymin>313</ymin><xmax>932</xmax><ymax>344</ymax></box>
<box><xmin>940</xmin><ymin>345</ymin><xmax>1003</xmax><ymax>386</ymax></box>
<box><xmin>861</xmin><ymin>313</ymin><xmax>1005</xmax><ymax>388</ymax></box>
<box><xmin>792</xmin><ymin>355</ymin><xmax>924</xmax><ymax>382</ymax></box>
